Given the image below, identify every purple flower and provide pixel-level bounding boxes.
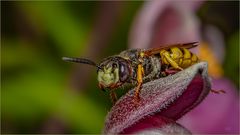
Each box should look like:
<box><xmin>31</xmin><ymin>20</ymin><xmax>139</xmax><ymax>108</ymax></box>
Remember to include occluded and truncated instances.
<box><xmin>127</xmin><ymin>1</ymin><xmax>239</xmax><ymax>134</ymax></box>
<box><xmin>104</xmin><ymin>62</ymin><xmax>211</xmax><ymax>134</ymax></box>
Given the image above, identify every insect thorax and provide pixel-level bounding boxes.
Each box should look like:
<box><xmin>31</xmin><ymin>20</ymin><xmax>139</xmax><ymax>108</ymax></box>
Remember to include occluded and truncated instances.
<box><xmin>119</xmin><ymin>49</ymin><xmax>162</xmax><ymax>83</ymax></box>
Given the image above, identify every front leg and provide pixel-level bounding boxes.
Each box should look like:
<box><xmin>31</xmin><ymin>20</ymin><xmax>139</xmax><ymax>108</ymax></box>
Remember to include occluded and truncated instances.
<box><xmin>110</xmin><ymin>90</ymin><xmax>117</xmax><ymax>104</ymax></box>
<box><xmin>134</xmin><ymin>64</ymin><xmax>144</xmax><ymax>104</ymax></box>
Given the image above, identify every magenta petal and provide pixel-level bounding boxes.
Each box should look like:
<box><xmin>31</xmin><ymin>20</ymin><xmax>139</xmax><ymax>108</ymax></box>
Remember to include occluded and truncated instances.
<box><xmin>129</xmin><ymin>1</ymin><xmax>202</xmax><ymax>50</ymax></box>
<box><xmin>104</xmin><ymin>62</ymin><xmax>211</xmax><ymax>134</ymax></box>
<box><xmin>178</xmin><ymin>78</ymin><xmax>240</xmax><ymax>134</ymax></box>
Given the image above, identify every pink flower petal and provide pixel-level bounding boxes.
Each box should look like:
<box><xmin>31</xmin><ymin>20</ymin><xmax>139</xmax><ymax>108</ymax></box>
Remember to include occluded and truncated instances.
<box><xmin>178</xmin><ymin>78</ymin><xmax>240</xmax><ymax>134</ymax></box>
<box><xmin>104</xmin><ymin>62</ymin><xmax>211</xmax><ymax>134</ymax></box>
<box><xmin>129</xmin><ymin>1</ymin><xmax>202</xmax><ymax>51</ymax></box>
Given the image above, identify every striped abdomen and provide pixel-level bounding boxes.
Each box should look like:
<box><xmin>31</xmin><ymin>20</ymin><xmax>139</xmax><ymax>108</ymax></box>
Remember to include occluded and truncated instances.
<box><xmin>160</xmin><ymin>47</ymin><xmax>199</xmax><ymax>69</ymax></box>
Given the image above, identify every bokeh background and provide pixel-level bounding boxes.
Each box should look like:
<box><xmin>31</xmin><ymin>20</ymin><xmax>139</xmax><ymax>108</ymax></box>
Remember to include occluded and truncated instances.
<box><xmin>1</xmin><ymin>1</ymin><xmax>239</xmax><ymax>134</ymax></box>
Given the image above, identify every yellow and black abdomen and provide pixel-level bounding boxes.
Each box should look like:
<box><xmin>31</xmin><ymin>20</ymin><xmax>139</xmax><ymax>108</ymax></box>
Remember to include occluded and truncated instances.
<box><xmin>160</xmin><ymin>47</ymin><xmax>199</xmax><ymax>69</ymax></box>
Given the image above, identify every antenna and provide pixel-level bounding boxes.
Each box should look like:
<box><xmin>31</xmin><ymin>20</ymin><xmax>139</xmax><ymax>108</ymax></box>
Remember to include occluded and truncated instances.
<box><xmin>62</xmin><ymin>57</ymin><xmax>102</xmax><ymax>70</ymax></box>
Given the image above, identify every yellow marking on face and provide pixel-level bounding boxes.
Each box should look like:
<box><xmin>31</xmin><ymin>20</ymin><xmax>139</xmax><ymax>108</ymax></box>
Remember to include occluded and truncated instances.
<box><xmin>97</xmin><ymin>67</ymin><xmax>119</xmax><ymax>87</ymax></box>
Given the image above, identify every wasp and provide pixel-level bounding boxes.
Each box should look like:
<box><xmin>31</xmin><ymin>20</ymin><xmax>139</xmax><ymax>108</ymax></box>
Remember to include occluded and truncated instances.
<box><xmin>63</xmin><ymin>42</ymin><xmax>205</xmax><ymax>104</ymax></box>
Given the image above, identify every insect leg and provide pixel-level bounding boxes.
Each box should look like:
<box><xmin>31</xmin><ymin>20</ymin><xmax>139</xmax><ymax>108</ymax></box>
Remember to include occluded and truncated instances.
<box><xmin>134</xmin><ymin>64</ymin><xmax>144</xmax><ymax>104</ymax></box>
<box><xmin>210</xmin><ymin>89</ymin><xmax>226</xmax><ymax>94</ymax></box>
<box><xmin>110</xmin><ymin>90</ymin><xmax>118</xmax><ymax>104</ymax></box>
<box><xmin>160</xmin><ymin>50</ymin><xmax>183</xmax><ymax>70</ymax></box>
<box><xmin>98</xmin><ymin>83</ymin><xmax>106</xmax><ymax>92</ymax></box>
<box><xmin>164</xmin><ymin>69</ymin><xmax>179</xmax><ymax>75</ymax></box>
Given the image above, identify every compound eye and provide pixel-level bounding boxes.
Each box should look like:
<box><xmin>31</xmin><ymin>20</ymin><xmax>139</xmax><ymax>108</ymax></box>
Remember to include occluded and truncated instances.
<box><xmin>119</xmin><ymin>63</ymin><xmax>130</xmax><ymax>82</ymax></box>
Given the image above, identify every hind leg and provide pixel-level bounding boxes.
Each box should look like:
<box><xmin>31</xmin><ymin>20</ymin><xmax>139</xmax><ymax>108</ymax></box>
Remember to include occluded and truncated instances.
<box><xmin>211</xmin><ymin>89</ymin><xmax>226</xmax><ymax>94</ymax></box>
<box><xmin>161</xmin><ymin>51</ymin><xmax>183</xmax><ymax>70</ymax></box>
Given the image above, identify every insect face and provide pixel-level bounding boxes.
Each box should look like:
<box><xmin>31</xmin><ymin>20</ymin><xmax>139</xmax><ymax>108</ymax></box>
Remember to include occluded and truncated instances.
<box><xmin>97</xmin><ymin>57</ymin><xmax>131</xmax><ymax>90</ymax></box>
<box><xmin>98</xmin><ymin>62</ymin><xmax>119</xmax><ymax>88</ymax></box>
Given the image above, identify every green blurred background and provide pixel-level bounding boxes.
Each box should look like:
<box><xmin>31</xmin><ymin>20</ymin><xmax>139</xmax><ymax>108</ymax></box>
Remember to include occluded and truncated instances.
<box><xmin>1</xmin><ymin>1</ymin><xmax>239</xmax><ymax>134</ymax></box>
<box><xmin>2</xmin><ymin>1</ymin><xmax>143</xmax><ymax>133</ymax></box>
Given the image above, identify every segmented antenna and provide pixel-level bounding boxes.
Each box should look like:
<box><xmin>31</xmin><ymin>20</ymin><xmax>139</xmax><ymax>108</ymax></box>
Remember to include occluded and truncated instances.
<box><xmin>62</xmin><ymin>57</ymin><xmax>101</xmax><ymax>70</ymax></box>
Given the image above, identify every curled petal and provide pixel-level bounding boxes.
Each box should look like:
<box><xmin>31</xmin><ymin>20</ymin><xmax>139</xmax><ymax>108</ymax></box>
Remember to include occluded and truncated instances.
<box><xmin>104</xmin><ymin>62</ymin><xmax>211</xmax><ymax>134</ymax></box>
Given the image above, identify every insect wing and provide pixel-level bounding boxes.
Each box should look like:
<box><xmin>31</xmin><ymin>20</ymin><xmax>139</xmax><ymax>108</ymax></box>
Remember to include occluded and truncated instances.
<box><xmin>143</xmin><ymin>42</ymin><xmax>198</xmax><ymax>56</ymax></box>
